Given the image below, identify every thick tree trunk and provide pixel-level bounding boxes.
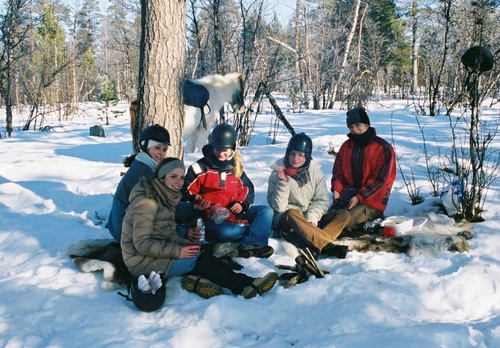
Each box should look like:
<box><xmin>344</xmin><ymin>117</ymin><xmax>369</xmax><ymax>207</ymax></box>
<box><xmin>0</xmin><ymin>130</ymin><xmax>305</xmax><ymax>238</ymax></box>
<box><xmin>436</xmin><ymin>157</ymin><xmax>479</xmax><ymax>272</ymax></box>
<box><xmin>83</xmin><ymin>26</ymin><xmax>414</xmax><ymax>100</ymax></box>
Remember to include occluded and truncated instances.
<box><xmin>136</xmin><ymin>0</ymin><xmax>186</xmax><ymax>158</ymax></box>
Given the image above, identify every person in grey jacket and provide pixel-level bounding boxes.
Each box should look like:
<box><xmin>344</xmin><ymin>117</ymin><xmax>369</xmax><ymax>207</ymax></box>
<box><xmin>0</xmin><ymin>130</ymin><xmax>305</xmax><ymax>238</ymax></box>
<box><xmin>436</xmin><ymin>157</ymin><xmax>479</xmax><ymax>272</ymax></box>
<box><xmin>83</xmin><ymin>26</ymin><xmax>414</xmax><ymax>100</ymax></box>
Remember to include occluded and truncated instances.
<box><xmin>267</xmin><ymin>133</ymin><xmax>348</xmax><ymax>258</ymax></box>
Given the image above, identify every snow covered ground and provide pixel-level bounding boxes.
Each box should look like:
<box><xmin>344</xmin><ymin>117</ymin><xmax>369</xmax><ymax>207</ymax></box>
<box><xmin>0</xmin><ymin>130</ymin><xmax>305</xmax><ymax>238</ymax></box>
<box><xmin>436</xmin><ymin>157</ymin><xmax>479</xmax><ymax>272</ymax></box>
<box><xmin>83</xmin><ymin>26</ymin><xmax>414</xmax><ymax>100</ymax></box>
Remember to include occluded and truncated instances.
<box><xmin>1</xmin><ymin>98</ymin><xmax>500</xmax><ymax>347</ymax></box>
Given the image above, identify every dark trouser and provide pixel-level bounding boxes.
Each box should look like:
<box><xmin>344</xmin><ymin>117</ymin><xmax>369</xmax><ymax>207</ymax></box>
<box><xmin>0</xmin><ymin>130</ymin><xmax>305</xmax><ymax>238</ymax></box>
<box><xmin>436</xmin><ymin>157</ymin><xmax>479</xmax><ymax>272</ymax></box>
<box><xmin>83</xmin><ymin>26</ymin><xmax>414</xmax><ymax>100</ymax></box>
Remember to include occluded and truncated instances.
<box><xmin>194</xmin><ymin>249</ymin><xmax>254</xmax><ymax>295</ymax></box>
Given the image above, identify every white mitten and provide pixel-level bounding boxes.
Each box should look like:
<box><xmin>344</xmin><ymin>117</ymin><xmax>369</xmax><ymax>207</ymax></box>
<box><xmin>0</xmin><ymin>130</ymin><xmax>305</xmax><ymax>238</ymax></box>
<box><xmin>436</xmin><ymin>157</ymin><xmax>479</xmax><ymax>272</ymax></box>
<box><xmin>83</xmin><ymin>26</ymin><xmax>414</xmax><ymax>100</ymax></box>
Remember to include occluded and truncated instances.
<box><xmin>137</xmin><ymin>274</ymin><xmax>151</xmax><ymax>292</ymax></box>
<box><xmin>148</xmin><ymin>271</ymin><xmax>162</xmax><ymax>294</ymax></box>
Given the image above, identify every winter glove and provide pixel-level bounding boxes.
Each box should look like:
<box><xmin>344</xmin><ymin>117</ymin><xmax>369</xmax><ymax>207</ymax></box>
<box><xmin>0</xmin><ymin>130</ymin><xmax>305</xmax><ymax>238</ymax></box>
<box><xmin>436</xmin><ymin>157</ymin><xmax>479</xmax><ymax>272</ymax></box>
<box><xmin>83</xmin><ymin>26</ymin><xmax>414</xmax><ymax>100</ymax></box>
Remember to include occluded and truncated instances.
<box><xmin>148</xmin><ymin>271</ymin><xmax>163</xmax><ymax>294</ymax></box>
<box><xmin>137</xmin><ymin>275</ymin><xmax>151</xmax><ymax>292</ymax></box>
<box><xmin>137</xmin><ymin>271</ymin><xmax>163</xmax><ymax>294</ymax></box>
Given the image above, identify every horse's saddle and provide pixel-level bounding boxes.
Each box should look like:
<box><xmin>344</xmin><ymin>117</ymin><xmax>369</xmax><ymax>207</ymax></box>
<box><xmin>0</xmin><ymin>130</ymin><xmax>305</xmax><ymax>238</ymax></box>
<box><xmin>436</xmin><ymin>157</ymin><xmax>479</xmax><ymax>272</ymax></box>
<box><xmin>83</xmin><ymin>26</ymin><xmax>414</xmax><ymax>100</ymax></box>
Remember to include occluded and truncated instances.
<box><xmin>184</xmin><ymin>80</ymin><xmax>210</xmax><ymax>129</ymax></box>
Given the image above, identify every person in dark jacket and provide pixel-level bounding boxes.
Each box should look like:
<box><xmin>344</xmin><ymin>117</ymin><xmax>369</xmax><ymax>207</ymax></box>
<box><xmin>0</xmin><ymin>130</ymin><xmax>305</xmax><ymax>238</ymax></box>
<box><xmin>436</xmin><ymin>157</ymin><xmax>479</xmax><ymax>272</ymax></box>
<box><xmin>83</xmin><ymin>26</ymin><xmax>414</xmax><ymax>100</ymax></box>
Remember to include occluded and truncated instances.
<box><xmin>107</xmin><ymin>125</ymin><xmax>208</xmax><ymax>243</ymax></box>
<box><xmin>182</xmin><ymin>124</ymin><xmax>274</xmax><ymax>259</ymax></box>
<box><xmin>121</xmin><ymin>157</ymin><xmax>278</xmax><ymax>299</ymax></box>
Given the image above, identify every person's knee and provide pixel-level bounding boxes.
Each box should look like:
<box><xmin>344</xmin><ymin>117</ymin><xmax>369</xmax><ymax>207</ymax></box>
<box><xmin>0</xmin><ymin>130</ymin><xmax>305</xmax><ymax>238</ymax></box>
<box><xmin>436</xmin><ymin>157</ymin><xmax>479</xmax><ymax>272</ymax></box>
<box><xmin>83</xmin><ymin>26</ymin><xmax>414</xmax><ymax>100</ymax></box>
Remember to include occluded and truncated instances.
<box><xmin>320</xmin><ymin>208</ymin><xmax>347</xmax><ymax>228</ymax></box>
<box><xmin>345</xmin><ymin>206</ymin><xmax>379</xmax><ymax>230</ymax></box>
<box><xmin>263</xmin><ymin>206</ymin><xmax>273</xmax><ymax>218</ymax></box>
<box><xmin>278</xmin><ymin>209</ymin><xmax>294</xmax><ymax>227</ymax></box>
<box><xmin>258</xmin><ymin>206</ymin><xmax>273</xmax><ymax>220</ymax></box>
<box><xmin>254</xmin><ymin>205</ymin><xmax>273</xmax><ymax>218</ymax></box>
<box><xmin>365</xmin><ymin>207</ymin><xmax>383</xmax><ymax>221</ymax></box>
<box><xmin>207</xmin><ymin>224</ymin><xmax>245</xmax><ymax>242</ymax></box>
<box><xmin>287</xmin><ymin>208</ymin><xmax>302</xmax><ymax>218</ymax></box>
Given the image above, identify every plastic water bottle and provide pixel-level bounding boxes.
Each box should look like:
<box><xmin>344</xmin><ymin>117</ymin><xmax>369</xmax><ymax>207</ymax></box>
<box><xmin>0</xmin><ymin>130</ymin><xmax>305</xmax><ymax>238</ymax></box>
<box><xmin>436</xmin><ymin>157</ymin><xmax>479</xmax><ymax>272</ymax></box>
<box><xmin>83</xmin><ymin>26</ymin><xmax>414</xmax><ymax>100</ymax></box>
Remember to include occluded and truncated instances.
<box><xmin>196</xmin><ymin>218</ymin><xmax>206</xmax><ymax>242</ymax></box>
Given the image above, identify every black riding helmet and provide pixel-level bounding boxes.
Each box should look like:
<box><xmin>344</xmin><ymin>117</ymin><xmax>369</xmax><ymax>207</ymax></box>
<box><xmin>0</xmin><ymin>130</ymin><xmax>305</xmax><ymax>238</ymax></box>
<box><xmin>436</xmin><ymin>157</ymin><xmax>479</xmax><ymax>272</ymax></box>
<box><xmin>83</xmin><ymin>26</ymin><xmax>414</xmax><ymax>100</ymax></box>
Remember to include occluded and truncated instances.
<box><xmin>287</xmin><ymin>133</ymin><xmax>312</xmax><ymax>159</ymax></box>
<box><xmin>210</xmin><ymin>123</ymin><xmax>237</xmax><ymax>150</ymax></box>
<box><xmin>128</xmin><ymin>276</ymin><xmax>166</xmax><ymax>312</ymax></box>
<box><xmin>461</xmin><ymin>46</ymin><xmax>494</xmax><ymax>73</ymax></box>
<box><xmin>139</xmin><ymin>125</ymin><xmax>171</xmax><ymax>152</ymax></box>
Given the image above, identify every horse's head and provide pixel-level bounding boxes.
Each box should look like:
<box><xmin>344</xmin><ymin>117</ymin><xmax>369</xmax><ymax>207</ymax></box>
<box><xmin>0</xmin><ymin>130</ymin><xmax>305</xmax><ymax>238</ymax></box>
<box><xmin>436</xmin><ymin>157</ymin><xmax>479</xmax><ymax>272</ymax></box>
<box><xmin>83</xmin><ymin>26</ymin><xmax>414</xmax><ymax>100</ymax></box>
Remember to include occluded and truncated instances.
<box><xmin>229</xmin><ymin>74</ymin><xmax>246</xmax><ymax>114</ymax></box>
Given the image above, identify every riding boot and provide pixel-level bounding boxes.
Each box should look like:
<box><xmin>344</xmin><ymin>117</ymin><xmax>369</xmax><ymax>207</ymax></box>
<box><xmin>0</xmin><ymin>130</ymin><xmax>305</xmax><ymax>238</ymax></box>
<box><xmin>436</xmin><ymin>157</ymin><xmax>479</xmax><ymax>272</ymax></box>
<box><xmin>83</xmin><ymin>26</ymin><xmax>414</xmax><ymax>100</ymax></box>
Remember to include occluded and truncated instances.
<box><xmin>194</xmin><ymin>250</ymin><xmax>254</xmax><ymax>295</ymax></box>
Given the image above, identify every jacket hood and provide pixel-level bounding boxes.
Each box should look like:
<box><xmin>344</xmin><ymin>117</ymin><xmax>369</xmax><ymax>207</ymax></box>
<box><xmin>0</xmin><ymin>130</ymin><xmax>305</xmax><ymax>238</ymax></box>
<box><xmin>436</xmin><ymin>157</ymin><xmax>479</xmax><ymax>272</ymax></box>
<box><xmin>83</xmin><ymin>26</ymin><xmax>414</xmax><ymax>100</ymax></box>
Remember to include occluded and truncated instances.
<box><xmin>128</xmin><ymin>176</ymin><xmax>155</xmax><ymax>203</ymax></box>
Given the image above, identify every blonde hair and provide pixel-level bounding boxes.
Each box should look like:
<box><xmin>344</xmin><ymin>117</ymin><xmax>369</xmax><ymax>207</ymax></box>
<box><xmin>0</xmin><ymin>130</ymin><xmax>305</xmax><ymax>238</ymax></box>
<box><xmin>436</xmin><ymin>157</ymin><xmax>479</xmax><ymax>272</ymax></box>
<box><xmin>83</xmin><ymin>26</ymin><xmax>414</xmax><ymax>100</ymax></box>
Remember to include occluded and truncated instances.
<box><xmin>233</xmin><ymin>151</ymin><xmax>244</xmax><ymax>178</ymax></box>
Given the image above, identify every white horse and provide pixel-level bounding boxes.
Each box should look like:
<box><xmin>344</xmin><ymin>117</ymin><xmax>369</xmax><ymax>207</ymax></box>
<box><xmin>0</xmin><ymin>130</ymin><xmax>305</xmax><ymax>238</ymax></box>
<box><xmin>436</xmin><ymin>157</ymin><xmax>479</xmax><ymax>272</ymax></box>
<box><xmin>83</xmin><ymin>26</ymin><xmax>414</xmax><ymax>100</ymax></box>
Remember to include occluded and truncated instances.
<box><xmin>129</xmin><ymin>72</ymin><xmax>245</xmax><ymax>154</ymax></box>
<box><xmin>183</xmin><ymin>72</ymin><xmax>245</xmax><ymax>153</ymax></box>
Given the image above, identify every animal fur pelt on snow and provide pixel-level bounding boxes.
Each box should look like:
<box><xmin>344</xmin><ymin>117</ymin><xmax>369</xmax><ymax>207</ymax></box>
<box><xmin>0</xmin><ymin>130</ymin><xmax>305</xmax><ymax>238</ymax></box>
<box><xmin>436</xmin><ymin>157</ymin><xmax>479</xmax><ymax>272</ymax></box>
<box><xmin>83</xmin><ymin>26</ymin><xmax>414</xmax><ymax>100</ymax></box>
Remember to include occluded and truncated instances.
<box><xmin>334</xmin><ymin>212</ymin><xmax>473</xmax><ymax>257</ymax></box>
<box><xmin>336</xmin><ymin>233</ymin><xmax>469</xmax><ymax>257</ymax></box>
<box><xmin>67</xmin><ymin>239</ymin><xmax>131</xmax><ymax>290</ymax></box>
<box><xmin>67</xmin><ymin>239</ymin><xmax>245</xmax><ymax>289</ymax></box>
<box><xmin>419</xmin><ymin>211</ymin><xmax>473</xmax><ymax>238</ymax></box>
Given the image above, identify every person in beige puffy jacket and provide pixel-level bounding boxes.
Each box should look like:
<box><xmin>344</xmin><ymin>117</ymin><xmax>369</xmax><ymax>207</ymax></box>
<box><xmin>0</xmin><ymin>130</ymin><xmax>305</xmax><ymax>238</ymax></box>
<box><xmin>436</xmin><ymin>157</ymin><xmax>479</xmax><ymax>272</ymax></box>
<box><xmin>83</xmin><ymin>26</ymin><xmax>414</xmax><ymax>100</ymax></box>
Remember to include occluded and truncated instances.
<box><xmin>121</xmin><ymin>157</ymin><xmax>277</xmax><ymax>299</ymax></box>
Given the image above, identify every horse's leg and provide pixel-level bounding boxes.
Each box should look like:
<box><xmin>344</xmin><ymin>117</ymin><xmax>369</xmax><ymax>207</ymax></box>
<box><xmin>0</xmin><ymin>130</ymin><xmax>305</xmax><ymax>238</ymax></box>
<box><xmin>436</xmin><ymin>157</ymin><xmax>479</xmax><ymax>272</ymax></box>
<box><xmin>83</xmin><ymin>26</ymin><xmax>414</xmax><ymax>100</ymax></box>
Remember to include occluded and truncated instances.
<box><xmin>183</xmin><ymin>105</ymin><xmax>201</xmax><ymax>154</ymax></box>
<box><xmin>185</xmin><ymin>133</ymin><xmax>197</xmax><ymax>154</ymax></box>
<box><xmin>195</xmin><ymin>126</ymin><xmax>211</xmax><ymax>151</ymax></box>
<box><xmin>193</xmin><ymin>108</ymin><xmax>218</xmax><ymax>151</ymax></box>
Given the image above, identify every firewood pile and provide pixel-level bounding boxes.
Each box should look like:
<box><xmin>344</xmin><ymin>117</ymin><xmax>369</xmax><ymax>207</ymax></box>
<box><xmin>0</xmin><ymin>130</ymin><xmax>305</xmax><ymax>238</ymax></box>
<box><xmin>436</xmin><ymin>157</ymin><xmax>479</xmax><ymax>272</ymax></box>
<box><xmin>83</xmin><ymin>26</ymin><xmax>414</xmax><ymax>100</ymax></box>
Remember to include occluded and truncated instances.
<box><xmin>276</xmin><ymin>248</ymin><xmax>329</xmax><ymax>288</ymax></box>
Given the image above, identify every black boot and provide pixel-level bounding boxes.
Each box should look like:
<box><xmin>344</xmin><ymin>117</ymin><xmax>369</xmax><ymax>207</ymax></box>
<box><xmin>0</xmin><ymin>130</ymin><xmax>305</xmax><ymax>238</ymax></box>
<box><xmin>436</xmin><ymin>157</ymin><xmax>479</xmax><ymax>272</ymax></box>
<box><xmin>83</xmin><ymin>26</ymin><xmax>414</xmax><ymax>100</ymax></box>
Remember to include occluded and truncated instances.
<box><xmin>321</xmin><ymin>243</ymin><xmax>349</xmax><ymax>259</ymax></box>
<box><xmin>194</xmin><ymin>250</ymin><xmax>254</xmax><ymax>295</ymax></box>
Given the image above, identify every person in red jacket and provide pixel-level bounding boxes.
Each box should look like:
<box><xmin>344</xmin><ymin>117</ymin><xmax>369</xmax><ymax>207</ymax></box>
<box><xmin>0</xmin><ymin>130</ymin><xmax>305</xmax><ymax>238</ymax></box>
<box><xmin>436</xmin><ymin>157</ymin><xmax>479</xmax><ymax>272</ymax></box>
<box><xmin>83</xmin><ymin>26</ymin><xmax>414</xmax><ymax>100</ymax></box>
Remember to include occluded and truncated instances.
<box><xmin>182</xmin><ymin>124</ymin><xmax>274</xmax><ymax>259</ymax></box>
<box><xmin>317</xmin><ymin>106</ymin><xmax>396</xmax><ymax>255</ymax></box>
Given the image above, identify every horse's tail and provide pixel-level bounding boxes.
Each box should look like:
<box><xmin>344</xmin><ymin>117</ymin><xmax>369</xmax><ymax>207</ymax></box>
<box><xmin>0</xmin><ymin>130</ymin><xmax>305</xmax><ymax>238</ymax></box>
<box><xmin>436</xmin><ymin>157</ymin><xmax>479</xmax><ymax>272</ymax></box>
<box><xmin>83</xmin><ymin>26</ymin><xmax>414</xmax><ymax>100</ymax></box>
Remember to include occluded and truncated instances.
<box><xmin>130</xmin><ymin>98</ymin><xmax>138</xmax><ymax>153</ymax></box>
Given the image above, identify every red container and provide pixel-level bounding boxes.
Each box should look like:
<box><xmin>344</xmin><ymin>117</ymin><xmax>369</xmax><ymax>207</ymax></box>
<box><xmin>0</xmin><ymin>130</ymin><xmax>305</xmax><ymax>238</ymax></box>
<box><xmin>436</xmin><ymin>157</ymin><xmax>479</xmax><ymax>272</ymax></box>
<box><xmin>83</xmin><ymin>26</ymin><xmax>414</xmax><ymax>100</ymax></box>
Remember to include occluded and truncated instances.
<box><xmin>184</xmin><ymin>242</ymin><xmax>202</xmax><ymax>251</ymax></box>
<box><xmin>284</xmin><ymin>167</ymin><xmax>297</xmax><ymax>176</ymax></box>
<box><xmin>382</xmin><ymin>226</ymin><xmax>395</xmax><ymax>238</ymax></box>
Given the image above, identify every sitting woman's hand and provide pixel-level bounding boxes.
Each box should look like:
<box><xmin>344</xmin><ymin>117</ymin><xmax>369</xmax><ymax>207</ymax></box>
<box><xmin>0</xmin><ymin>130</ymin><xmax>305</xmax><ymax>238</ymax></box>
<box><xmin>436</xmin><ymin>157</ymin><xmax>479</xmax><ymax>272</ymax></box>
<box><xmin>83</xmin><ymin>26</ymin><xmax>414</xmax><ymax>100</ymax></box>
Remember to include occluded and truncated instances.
<box><xmin>229</xmin><ymin>202</ymin><xmax>243</xmax><ymax>214</ymax></box>
<box><xmin>276</xmin><ymin>168</ymin><xmax>288</xmax><ymax>182</ymax></box>
<box><xmin>185</xmin><ymin>227</ymin><xmax>202</xmax><ymax>242</ymax></box>
<box><xmin>179</xmin><ymin>244</ymin><xmax>201</xmax><ymax>259</ymax></box>
<box><xmin>194</xmin><ymin>195</ymin><xmax>211</xmax><ymax>210</ymax></box>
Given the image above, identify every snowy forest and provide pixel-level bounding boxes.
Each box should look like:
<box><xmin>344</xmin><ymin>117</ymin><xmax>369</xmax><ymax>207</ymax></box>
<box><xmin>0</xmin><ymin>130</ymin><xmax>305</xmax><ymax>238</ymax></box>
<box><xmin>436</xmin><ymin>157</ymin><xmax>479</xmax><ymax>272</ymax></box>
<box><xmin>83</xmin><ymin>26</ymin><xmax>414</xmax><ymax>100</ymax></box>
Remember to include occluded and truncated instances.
<box><xmin>3</xmin><ymin>2</ymin><xmax>500</xmax><ymax>345</ymax></box>
<box><xmin>0</xmin><ymin>0</ymin><xmax>499</xmax><ymax>135</ymax></box>
<box><xmin>1</xmin><ymin>0</ymin><xmax>500</xmax><ymax>222</ymax></box>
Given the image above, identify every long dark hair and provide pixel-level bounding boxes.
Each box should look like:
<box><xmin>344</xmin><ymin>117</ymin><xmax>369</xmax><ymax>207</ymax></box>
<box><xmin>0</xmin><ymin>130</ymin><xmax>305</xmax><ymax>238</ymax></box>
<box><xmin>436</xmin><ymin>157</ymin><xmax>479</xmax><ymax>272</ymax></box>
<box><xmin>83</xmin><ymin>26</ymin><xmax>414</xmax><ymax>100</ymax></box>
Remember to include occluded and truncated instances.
<box><xmin>123</xmin><ymin>154</ymin><xmax>137</xmax><ymax>168</ymax></box>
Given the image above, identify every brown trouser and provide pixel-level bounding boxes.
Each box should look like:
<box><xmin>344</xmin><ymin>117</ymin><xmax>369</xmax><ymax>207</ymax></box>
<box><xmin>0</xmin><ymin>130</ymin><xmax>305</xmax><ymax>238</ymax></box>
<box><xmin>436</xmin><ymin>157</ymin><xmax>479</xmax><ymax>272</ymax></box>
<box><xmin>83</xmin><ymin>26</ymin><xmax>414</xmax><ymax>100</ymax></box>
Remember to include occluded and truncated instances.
<box><xmin>278</xmin><ymin>204</ymin><xmax>382</xmax><ymax>252</ymax></box>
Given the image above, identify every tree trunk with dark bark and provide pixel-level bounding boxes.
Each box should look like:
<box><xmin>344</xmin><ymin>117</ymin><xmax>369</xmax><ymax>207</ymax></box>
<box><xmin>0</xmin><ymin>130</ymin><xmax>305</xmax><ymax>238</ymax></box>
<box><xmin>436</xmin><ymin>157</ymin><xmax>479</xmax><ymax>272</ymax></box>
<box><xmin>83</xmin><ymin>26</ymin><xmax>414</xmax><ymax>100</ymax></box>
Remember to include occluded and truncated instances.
<box><xmin>135</xmin><ymin>0</ymin><xmax>186</xmax><ymax>158</ymax></box>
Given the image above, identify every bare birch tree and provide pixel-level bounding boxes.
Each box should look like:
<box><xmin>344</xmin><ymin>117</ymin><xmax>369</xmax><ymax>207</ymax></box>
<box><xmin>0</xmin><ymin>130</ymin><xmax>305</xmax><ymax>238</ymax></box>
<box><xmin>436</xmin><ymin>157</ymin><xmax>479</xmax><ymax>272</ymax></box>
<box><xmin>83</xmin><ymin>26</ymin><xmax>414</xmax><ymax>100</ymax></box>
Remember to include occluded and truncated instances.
<box><xmin>331</xmin><ymin>0</ymin><xmax>361</xmax><ymax>105</ymax></box>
